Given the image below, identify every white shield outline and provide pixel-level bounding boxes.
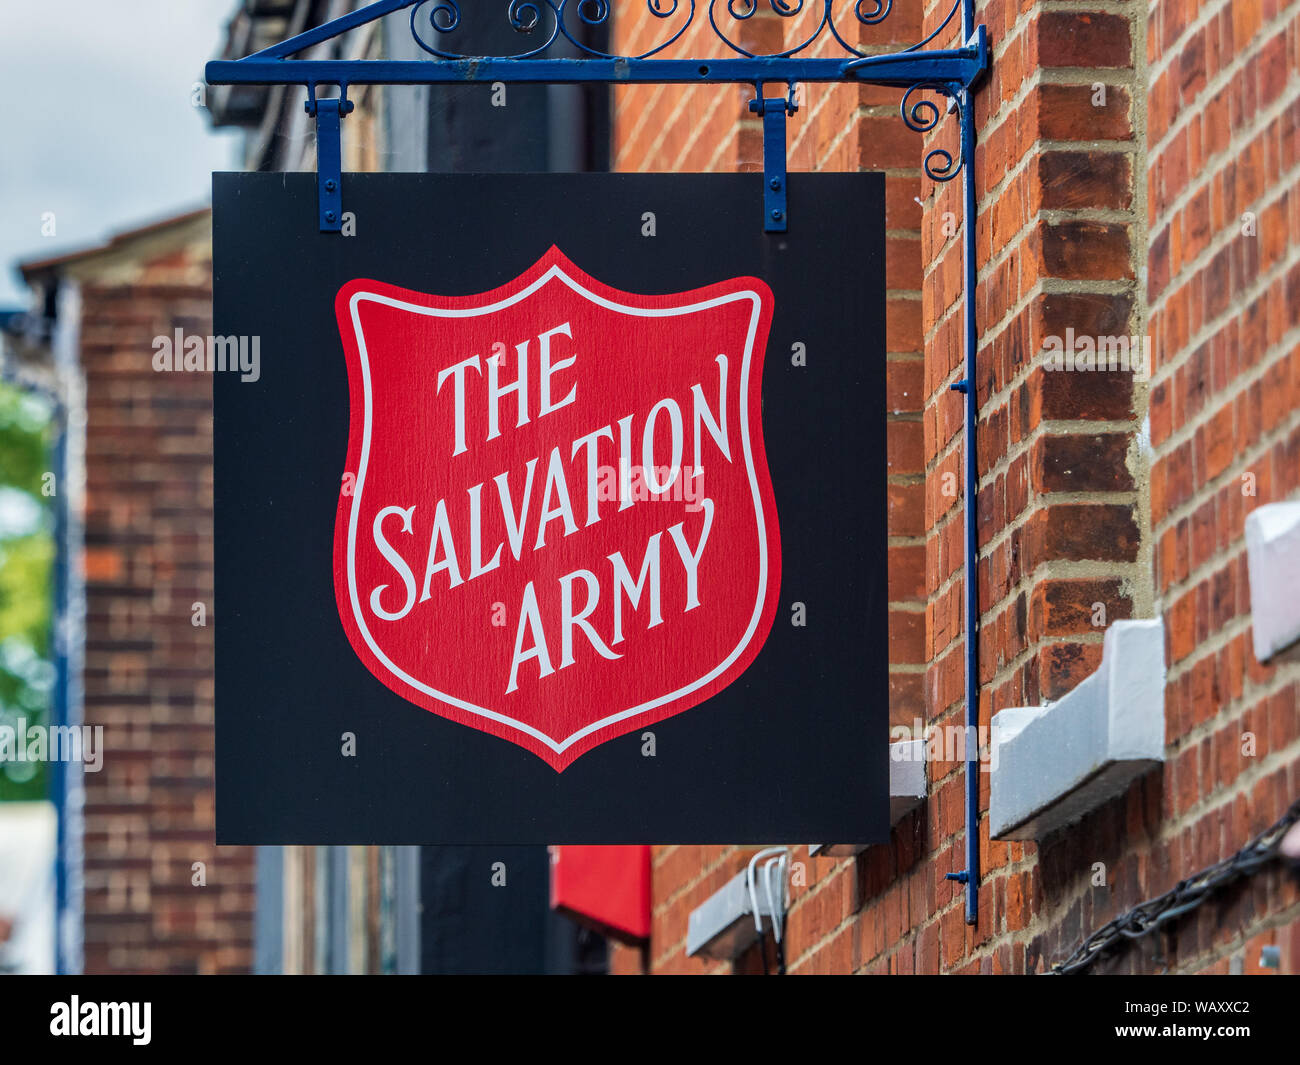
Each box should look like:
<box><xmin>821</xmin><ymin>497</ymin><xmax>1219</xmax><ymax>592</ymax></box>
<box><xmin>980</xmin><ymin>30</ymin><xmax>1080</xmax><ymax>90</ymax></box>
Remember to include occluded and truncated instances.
<box><xmin>339</xmin><ymin>249</ymin><xmax>776</xmax><ymax>767</ymax></box>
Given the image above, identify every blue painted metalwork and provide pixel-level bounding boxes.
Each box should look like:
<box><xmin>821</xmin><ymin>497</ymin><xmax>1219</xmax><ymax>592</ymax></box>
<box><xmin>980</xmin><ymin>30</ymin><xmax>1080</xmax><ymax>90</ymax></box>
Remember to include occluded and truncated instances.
<box><xmin>306</xmin><ymin>90</ymin><xmax>353</xmax><ymax>232</ymax></box>
<box><xmin>205</xmin><ymin>47</ymin><xmax>987</xmax><ymax>89</ymax></box>
<box><xmin>901</xmin><ymin>80</ymin><xmax>961</xmax><ymax>183</ymax></box>
<box><xmin>211</xmin><ymin>0</ymin><xmax>972</xmax><ymax>65</ymax></box>
<box><xmin>959</xmin><ymin>80</ymin><xmax>980</xmax><ymax>927</ymax></box>
<box><xmin>749</xmin><ymin>87</ymin><xmax>796</xmax><ymax>232</ymax></box>
<box><xmin>206</xmin><ymin>0</ymin><xmax>989</xmax><ymax>926</ymax></box>
<box><xmin>205</xmin><ymin>0</ymin><xmax>988</xmax><ymax>230</ymax></box>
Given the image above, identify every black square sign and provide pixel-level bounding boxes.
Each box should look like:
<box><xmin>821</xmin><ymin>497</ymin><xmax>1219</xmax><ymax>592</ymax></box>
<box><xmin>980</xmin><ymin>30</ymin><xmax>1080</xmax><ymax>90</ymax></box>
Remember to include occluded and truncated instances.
<box><xmin>213</xmin><ymin>171</ymin><xmax>888</xmax><ymax>844</ymax></box>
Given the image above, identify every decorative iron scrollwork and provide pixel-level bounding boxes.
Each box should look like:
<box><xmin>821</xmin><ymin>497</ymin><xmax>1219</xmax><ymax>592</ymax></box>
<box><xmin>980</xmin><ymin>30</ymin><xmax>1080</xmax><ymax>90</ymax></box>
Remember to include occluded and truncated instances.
<box><xmin>901</xmin><ymin>80</ymin><xmax>963</xmax><ymax>182</ymax></box>
<box><xmin>409</xmin><ymin>0</ymin><xmax>963</xmax><ymax>62</ymax></box>
<box><xmin>411</xmin><ymin>0</ymin><xmax>696</xmax><ymax>60</ymax></box>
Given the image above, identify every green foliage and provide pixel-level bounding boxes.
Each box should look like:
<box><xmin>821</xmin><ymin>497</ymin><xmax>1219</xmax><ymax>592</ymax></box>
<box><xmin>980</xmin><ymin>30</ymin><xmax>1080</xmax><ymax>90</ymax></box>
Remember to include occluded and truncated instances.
<box><xmin>0</xmin><ymin>388</ymin><xmax>54</xmax><ymax>500</ymax></box>
<box><xmin>0</xmin><ymin>383</ymin><xmax>55</xmax><ymax>802</ymax></box>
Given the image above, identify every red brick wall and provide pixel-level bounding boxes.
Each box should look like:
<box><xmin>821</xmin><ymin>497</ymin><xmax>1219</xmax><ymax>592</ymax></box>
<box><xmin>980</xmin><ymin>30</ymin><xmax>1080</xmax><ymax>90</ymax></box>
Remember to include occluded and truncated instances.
<box><xmin>1143</xmin><ymin>0</ymin><xmax>1300</xmax><ymax>973</ymax></box>
<box><xmin>610</xmin><ymin>0</ymin><xmax>1300</xmax><ymax>974</ymax></box>
<box><xmin>75</xmin><ymin>221</ymin><xmax>255</xmax><ymax>974</ymax></box>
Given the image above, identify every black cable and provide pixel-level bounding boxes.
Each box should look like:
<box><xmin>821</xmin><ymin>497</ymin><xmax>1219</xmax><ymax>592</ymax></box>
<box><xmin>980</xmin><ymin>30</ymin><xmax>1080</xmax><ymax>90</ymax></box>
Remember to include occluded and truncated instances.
<box><xmin>1049</xmin><ymin>798</ymin><xmax>1300</xmax><ymax>974</ymax></box>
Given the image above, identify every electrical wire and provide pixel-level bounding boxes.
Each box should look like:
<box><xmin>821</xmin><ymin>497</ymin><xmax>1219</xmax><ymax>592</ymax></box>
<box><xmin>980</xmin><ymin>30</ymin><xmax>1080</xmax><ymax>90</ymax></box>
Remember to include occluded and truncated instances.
<box><xmin>1050</xmin><ymin>798</ymin><xmax>1300</xmax><ymax>974</ymax></box>
<box><xmin>746</xmin><ymin>847</ymin><xmax>789</xmax><ymax>976</ymax></box>
<box><xmin>764</xmin><ymin>854</ymin><xmax>788</xmax><ymax>975</ymax></box>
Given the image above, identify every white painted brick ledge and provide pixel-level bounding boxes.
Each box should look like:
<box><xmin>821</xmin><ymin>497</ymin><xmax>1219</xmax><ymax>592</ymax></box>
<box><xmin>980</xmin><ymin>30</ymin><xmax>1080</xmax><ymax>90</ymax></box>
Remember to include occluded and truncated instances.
<box><xmin>1245</xmin><ymin>502</ymin><xmax>1300</xmax><ymax>663</ymax></box>
<box><xmin>990</xmin><ymin>619</ymin><xmax>1166</xmax><ymax>841</ymax></box>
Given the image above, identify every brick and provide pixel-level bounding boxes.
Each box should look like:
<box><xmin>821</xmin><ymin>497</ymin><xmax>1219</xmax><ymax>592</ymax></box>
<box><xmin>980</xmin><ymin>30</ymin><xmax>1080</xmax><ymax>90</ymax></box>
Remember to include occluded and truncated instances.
<box><xmin>1035</xmin><ymin>12</ymin><xmax>1133</xmax><ymax>70</ymax></box>
<box><xmin>1032</xmin><ymin>432</ymin><xmax>1135</xmax><ymax>493</ymax></box>
<box><xmin>1034</xmin><ymin>151</ymin><xmax>1132</xmax><ymax>211</ymax></box>
<box><xmin>1038</xmin><ymin>220</ymin><xmax>1134</xmax><ymax>281</ymax></box>
<box><xmin>1035</xmin><ymin>84</ymin><xmax>1133</xmax><ymax>142</ymax></box>
<box><xmin>1030</xmin><ymin>577</ymin><xmax>1131</xmax><ymax>638</ymax></box>
<box><xmin>1038</xmin><ymin>503</ymin><xmax>1141</xmax><ymax>563</ymax></box>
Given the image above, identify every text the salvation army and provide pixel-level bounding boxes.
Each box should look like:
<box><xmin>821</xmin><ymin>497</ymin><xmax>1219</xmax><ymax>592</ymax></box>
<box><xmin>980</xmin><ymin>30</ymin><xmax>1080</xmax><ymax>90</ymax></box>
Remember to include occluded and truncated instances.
<box><xmin>365</xmin><ymin>320</ymin><xmax>737</xmax><ymax>694</ymax></box>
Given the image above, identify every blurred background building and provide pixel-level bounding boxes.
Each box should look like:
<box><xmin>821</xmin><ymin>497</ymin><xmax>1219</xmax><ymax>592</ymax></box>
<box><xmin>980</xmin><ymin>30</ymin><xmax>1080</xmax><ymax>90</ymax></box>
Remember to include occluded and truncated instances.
<box><xmin>2</xmin><ymin>0</ymin><xmax>1299</xmax><ymax>975</ymax></box>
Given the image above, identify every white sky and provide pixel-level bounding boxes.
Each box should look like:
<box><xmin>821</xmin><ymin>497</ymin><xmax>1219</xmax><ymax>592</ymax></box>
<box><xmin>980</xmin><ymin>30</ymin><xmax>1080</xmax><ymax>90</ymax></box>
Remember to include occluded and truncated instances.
<box><xmin>0</xmin><ymin>1</ymin><xmax>242</xmax><ymax>305</ymax></box>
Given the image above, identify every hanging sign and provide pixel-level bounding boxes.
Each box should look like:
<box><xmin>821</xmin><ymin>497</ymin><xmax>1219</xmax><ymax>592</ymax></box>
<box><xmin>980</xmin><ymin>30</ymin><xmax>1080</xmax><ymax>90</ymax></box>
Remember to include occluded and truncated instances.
<box><xmin>213</xmin><ymin>172</ymin><xmax>888</xmax><ymax>844</ymax></box>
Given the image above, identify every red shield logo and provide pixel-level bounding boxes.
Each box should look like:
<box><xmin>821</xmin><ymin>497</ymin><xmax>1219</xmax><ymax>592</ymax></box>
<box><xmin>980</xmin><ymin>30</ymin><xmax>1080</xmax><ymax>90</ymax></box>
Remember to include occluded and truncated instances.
<box><xmin>333</xmin><ymin>247</ymin><xmax>781</xmax><ymax>770</ymax></box>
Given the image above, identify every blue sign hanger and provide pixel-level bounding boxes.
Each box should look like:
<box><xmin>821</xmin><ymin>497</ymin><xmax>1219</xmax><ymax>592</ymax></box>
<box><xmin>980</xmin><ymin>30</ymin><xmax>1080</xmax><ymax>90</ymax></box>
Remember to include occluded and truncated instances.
<box><xmin>206</xmin><ymin>0</ymin><xmax>989</xmax><ymax>926</ymax></box>
<box><xmin>206</xmin><ymin>0</ymin><xmax>987</xmax><ymax>234</ymax></box>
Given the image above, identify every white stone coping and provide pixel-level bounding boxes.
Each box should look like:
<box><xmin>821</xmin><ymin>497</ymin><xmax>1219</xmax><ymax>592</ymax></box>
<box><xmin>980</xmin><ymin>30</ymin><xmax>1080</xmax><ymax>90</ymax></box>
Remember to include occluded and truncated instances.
<box><xmin>989</xmin><ymin>618</ymin><xmax>1166</xmax><ymax>841</ymax></box>
<box><xmin>1245</xmin><ymin>502</ymin><xmax>1300</xmax><ymax>663</ymax></box>
<box><xmin>685</xmin><ymin>868</ymin><xmax>769</xmax><ymax>960</ymax></box>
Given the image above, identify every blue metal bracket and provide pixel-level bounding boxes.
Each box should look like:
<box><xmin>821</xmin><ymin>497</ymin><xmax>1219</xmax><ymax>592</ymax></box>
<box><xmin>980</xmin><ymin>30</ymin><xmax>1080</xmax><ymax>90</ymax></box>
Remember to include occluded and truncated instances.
<box><xmin>306</xmin><ymin>89</ymin><xmax>354</xmax><ymax>233</ymax></box>
<box><xmin>749</xmin><ymin>87</ymin><xmax>796</xmax><ymax>233</ymax></box>
<box><xmin>207</xmin><ymin>3</ymin><xmax>988</xmax><ymax>235</ymax></box>
<box><xmin>205</xmin><ymin>0</ymin><xmax>991</xmax><ymax>928</ymax></box>
<box><xmin>204</xmin><ymin>48</ymin><xmax>989</xmax><ymax>90</ymax></box>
